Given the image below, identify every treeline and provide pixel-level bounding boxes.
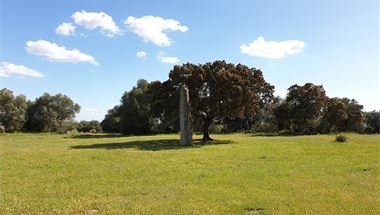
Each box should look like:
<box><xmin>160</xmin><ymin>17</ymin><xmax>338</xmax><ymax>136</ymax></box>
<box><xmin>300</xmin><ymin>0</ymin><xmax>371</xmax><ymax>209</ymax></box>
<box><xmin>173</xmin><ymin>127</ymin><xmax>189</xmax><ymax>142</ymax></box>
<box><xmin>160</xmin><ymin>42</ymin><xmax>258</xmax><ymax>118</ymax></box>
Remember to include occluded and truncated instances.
<box><xmin>100</xmin><ymin>80</ymin><xmax>380</xmax><ymax>136</ymax></box>
<box><xmin>100</xmin><ymin>61</ymin><xmax>380</xmax><ymax>138</ymax></box>
<box><xmin>0</xmin><ymin>88</ymin><xmax>101</xmax><ymax>133</ymax></box>
<box><xmin>1</xmin><ymin>61</ymin><xmax>379</xmax><ymax>136</ymax></box>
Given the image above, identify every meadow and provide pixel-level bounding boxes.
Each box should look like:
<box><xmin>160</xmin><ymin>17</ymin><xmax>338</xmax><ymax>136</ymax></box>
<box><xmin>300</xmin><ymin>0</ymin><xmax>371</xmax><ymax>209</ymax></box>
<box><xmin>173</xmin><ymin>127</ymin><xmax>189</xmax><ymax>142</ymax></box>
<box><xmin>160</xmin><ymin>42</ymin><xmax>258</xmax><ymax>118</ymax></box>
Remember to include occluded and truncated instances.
<box><xmin>0</xmin><ymin>133</ymin><xmax>379</xmax><ymax>214</ymax></box>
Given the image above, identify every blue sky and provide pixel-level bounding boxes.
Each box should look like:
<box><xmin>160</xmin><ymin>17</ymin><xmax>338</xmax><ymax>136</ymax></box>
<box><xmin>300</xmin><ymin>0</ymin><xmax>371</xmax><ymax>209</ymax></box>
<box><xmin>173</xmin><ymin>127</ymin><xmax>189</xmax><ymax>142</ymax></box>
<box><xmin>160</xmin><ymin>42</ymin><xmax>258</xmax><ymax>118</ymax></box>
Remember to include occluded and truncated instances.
<box><xmin>1</xmin><ymin>0</ymin><xmax>378</xmax><ymax>121</ymax></box>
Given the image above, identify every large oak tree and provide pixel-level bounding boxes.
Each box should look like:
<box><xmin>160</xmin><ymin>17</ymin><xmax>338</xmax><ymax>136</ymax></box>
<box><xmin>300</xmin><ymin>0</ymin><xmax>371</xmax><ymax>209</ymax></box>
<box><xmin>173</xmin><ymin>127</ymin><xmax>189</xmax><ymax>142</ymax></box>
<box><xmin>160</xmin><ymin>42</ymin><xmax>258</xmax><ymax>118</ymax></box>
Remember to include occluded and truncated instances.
<box><xmin>157</xmin><ymin>60</ymin><xmax>274</xmax><ymax>141</ymax></box>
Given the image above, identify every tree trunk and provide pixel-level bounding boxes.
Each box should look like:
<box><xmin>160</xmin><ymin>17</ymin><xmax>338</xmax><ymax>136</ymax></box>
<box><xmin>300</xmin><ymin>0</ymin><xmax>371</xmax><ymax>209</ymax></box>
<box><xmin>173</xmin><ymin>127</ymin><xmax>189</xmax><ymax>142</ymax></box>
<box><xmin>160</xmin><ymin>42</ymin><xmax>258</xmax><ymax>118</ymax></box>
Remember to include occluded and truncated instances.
<box><xmin>202</xmin><ymin>119</ymin><xmax>213</xmax><ymax>141</ymax></box>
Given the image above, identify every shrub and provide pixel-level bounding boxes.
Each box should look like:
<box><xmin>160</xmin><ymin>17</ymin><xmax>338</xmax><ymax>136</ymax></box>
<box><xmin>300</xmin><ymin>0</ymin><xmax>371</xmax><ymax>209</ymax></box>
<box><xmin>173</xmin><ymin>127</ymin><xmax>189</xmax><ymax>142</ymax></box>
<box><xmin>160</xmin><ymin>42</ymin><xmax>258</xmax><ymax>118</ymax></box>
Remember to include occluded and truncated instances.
<box><xmin>209</xmin><ymin>123</ymin><xmax>225</xmax><ymax>134</ymax></box>
<box><xmin>278</xmin><ymin>129</ymin><xmax>290</xmax><ymax>136</ymax></box>
<box><xmin>335</xmin><ymin>134</ymin><xmax>348</xmax><ymax>142</ymax></box>
<box><xmin>251</xmin><ymin>121</ymin><xmax>278</xmax><ymax>133</ymax></box>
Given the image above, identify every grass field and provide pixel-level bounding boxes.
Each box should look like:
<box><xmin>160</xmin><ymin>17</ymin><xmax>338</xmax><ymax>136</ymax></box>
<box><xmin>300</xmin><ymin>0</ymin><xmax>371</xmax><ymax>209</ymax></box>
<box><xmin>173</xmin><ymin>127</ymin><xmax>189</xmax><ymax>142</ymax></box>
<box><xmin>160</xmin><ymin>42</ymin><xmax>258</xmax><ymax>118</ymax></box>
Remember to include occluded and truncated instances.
<box><xmin>0</xmin><ymin>133</ymin><xmax>379</xmax><ymax>214</ymax></box>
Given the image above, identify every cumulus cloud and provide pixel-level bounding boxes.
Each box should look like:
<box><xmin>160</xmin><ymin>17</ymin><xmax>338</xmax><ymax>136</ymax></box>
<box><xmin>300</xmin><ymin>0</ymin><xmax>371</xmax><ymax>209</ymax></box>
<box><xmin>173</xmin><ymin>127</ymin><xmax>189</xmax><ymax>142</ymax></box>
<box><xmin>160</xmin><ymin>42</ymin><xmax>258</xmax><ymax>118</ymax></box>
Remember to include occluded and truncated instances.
<box><xmin>240</xmin><ymin>36</ymin><xmax>305</xmax><ymax>59</ymax></box>
<box><xmin>0</xmin><ymin>62</ymin><xmax>44</xmax><ymax>78</ymax></box>
<box><xmin>72</xmin><ymin>10</ymin><xmax>122</xmax><ymax>37</ymax></box>
<box><xmin>26</xmin><ymin>40</ymin><xmax>99</xmax><ymax>65</ymax></box>
<box><xmin>55</xmin><ymin>22</ymin><xmax>76</xmax><ymax>36</ymax></box>
<box><xmin>136</xmin><ymin>51</ymin><xmax>147</xmax><ymax>58</ymax></box>
<box><xmin>124</xmin><ymin>16</ymin><xmax>188</xmax><ymax>46</ymax></box>
<box><xmin>157</xmin><ymin>52</ymin><xmax>180</xmax><ymax>64</ymax></box>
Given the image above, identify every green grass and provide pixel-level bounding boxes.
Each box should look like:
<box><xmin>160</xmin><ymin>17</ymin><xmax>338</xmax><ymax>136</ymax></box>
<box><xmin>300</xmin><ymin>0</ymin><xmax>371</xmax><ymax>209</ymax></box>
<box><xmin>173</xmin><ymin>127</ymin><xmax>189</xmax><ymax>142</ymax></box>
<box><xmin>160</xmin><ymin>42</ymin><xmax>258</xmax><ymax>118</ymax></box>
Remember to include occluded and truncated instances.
<box><xmin>0</xmin><ymin>133</ymin><xmax>379</xmax><ymax>214</ymax></box>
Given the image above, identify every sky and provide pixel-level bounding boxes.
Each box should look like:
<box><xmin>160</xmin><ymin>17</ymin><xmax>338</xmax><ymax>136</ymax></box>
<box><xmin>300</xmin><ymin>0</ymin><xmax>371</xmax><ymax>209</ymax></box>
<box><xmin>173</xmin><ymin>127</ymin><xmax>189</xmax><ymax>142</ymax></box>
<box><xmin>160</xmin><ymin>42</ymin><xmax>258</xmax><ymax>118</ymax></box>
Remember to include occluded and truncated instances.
<box><xmin>0</xmin><ymin>0</ymin><xmax>379</xmax><ymax>121</ymax></box>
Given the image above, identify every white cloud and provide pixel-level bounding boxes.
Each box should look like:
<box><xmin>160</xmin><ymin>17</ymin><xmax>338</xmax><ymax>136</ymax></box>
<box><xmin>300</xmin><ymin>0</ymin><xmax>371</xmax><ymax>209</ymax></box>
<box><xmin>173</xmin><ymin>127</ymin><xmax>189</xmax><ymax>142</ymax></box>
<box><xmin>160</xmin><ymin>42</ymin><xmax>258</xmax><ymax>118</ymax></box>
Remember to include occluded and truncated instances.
<box><xmin>136</xmin><ymin>51</ymin><xmax>147</xmax><ymax>58</ymax></box>
<box><xmin>240</xmin><ymin>36</ymin><xmax>305</xmax><ymax>59</ymax></box>
<box><xmin>71</xmin><ymin>10</ymin><xmax>122</xmax><ymax>37</ymax></box>
<box><xmin>0</xmin><ymin>62</ymin><xmax>44</xmax><ymax>78</ymax></box>
<box><xmin>124</xmin><ymin>16</ymin><xmax>188</xmax><ymax>46</ymax></box>
<box><xmin>157</xmin><ymin>52</ymin><xmax>180</xmax><ymax>64</ymax></box>
<box><xmin>55</xmin><ymin>22</ymin><xmax>76</xmax><ymax>36</ymax></box>
<box><xmin>26</xmin><ymin>40</ymin><xmax>99</xmax><ymax>65</ymax></box>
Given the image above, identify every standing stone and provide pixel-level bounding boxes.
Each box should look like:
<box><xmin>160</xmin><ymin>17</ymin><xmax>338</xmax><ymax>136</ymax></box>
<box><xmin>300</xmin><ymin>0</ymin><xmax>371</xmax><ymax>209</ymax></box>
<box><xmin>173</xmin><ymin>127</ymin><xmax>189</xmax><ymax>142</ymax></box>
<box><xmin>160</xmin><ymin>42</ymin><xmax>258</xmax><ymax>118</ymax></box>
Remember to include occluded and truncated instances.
<box><xmin>179</xmin><ymin>85</ymin><xmax>192</xmax><ymax>145</ymax></box>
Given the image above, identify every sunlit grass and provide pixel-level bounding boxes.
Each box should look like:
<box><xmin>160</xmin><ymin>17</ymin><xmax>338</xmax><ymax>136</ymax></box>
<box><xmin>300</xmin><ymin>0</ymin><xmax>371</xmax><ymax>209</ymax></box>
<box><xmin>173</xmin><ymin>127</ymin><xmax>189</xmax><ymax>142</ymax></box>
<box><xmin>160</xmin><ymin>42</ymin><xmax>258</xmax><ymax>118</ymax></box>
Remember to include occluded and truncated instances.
<box><xmin>0</xmin><ymin>133</ymin><xmax>379</xmax><ymax>214</ymax></box>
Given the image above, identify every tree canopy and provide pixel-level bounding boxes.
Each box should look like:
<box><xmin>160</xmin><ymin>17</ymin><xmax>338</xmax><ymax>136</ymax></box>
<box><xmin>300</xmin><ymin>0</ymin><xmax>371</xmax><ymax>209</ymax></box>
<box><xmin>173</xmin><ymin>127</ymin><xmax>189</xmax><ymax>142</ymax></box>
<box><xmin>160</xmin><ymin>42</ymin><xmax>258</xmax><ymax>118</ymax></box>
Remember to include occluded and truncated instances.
<box><xmin>275</xmin><ymin>83</ymin><xmax>327</xmax><ymax>134</ymax></box>
<box><xmin>322</xmin><ymin>97</ymin><xmax>364</xmax><ymax>133</ymax></box>
<box><xmin>25</xmin><ymin>93</ymin><xmax>80</xmax><ymax>132</ymax></box>
<box><xmin>0</xmin><ymin>88</ymin><xmax>28</xmax><ymax>132</ymax></box>
<box><xmin>156</xmin><ymin>60</ymin><xmax>274</xmax><ymax>140</ymax></box>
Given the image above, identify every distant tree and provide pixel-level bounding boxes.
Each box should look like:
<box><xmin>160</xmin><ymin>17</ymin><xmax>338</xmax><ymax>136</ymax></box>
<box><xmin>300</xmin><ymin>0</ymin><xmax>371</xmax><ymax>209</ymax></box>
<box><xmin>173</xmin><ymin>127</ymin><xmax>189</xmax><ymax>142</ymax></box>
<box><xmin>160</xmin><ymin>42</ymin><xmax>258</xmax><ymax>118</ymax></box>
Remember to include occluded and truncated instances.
<box><xmin>285</xmin><ymin>83</ymin><xmax>327</xmax><ymax>134</ymax></box>
<box><xmin>321</xmin><ymin>97</ymin><xmax>348</xmax><ymax>133</ymax></box>
<box><xmin>25</xmin><ymin>93</ymin><xmax>80</xmax><ymax>132</ymax></box>
<box><xmin>0</xmin><ymin>88</ymin><xmax>28</xmax><ymax>132</ymax></box>
<box><xmin>119</xmin><ymin>79</ymin><xmax>153</xmax><ymax>134</ymax></box>
<box><xmin>364</xmin><ymin>111</ymin><xmax>380</xmax><ymax>133</ymax></box>
<box><xmin>159</xmin><ymin>60</ymin><xmax>274</xmax><ymax>141</ymax></box>
<box><xmin>252</xmin><ymin>96</ymin><xmax>282</xmax><ymax>133</ymax></box>
<box><xmin>101</xmin><ymin>80</ymin><xmax>155</xmax><ymax>135</ymax></box>
<box><xmin>322</xmin><ymin>97</ymin><xmax>364</xmax><ymax>133</ymax></box>
<box><xmin>77</xmin><ymin>120</ymin><xmax>102</xmax><ymax>133</ymax></box>
<box><xmin>274</xmin><ymin>99</ymin><xmax>291</xmax><ymax>132</ymax></box>
<box><xmin>344</xmin><ymin>98</ymin><xmax>364</xmax><ymax>132</ymax></box>
<box><xmin>147</xmin><ymin>80</ymin><xmax>180</xmax><ymax>133</ymax></box>
<box><xmin>101</xmin><ymin>105</ymin><xmax>122</xmax><ymax>133</ymax></box>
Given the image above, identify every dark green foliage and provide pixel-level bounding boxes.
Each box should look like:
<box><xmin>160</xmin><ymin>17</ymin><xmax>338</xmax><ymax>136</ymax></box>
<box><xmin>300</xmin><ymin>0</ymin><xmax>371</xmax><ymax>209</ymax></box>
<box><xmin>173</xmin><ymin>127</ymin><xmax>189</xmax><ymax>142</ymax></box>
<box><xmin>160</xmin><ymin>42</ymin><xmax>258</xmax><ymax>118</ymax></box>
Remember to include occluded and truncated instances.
<box><xmin>147</xmin><ymin>80</ymin><xmax>180</xmax><ymax>133</ymax></box>
<box><xmin>335</xmin><ymin>134</ymin><xmax>348</xmax><ymax>142</ymax></box>
<box><xmin>101</xmin><ymin>80</ymin><xmax>158</xmax><ymax>135</ymax></box>
<box><xmin>78</xmin><ymin>120</ymin><xmax>102</xmax><ymax>133</ymax></box>
<box><xmin>322</xmin><ymin>97</ymin><xmax>364</xmax><ymax>133</ymax></box>
<box><xmin>101</xmin><ymin>105</ymin><xmax>122</xmax><ymax>133</ymax></box>
<box><xmin>285</xmin><ymin>83</ymin><xmax>327</xmax><ymax>134</ymax></box>
<box><xmin>364</xmin><ymin>111</ymin><xmax>380</xmax><ymax>134</ymax></box>
<box><xmin>252</xmin><ymin>96</ymin><xmax>282</xmax><ymax>133</ymax></box>
<box><xmin>24</xmin><ymin>93</ymin><xmax>80</xmax><ymax>132</ymax></box>
<box><xmin>252</xmin><ymin>121</ymin><xmax>278</xmax><ymax>133</ymax></box>
<box><xmin>119</xmin><ymin>80</ymin><xmax>152</xmax><ymax>135</ymax></box>
<box><xmin>160</xmin><ymin>60</ymin><xmax>274</xmax><ymax>140</ymax></box>
<box><xmin>0</xmin><ymin>88</ymin><xmax>28</xmax><ymax>132</ymax></box>
<box><xmin>273</xmin><ymin>83</ymin><xmax>327</xmax><ymax>134</ymax></box>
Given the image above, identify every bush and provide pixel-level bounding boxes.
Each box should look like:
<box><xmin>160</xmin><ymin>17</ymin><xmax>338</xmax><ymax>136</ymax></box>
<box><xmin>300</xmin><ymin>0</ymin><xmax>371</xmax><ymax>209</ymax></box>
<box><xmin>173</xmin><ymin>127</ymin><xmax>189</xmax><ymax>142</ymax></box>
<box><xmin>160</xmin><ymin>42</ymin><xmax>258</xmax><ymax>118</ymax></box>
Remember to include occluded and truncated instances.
<box><xmin>252</xmin><ymin>121</ymin><xmax>278</xmax><ymax>133</ymax></box>
<box><xmin>209</xmin><ymin>123</ymin><xmax>225</xmax><ymax>134</ymax></box>
<box><xmin>335</xmin><ymin>134</ymin><xmax>348</xmax><ymax>142</ymax></box>
<box><xmin>278</xmin><ymin>129</ymin><xmax>290</xmax><ymax>136</ymax></box>
<box><xmin>78</xmin><ymin>120</ymin><xmax>102</xmax><ymax>133</ymax></box>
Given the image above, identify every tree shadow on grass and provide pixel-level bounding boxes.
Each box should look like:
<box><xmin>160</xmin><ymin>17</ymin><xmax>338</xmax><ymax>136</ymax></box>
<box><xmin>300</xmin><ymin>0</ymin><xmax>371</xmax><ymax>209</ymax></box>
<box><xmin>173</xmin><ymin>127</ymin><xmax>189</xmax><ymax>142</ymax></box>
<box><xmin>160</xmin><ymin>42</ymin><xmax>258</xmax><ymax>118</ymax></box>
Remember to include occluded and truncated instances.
<box><xmin>70</xmin><ymin>139</ymin><xmax>234</xmax><ymax>151</ymax></box>
<box><xmin>70</xmin><ymin>134</ymin><xmax>127</xmax><ymax>139</ymax></box>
